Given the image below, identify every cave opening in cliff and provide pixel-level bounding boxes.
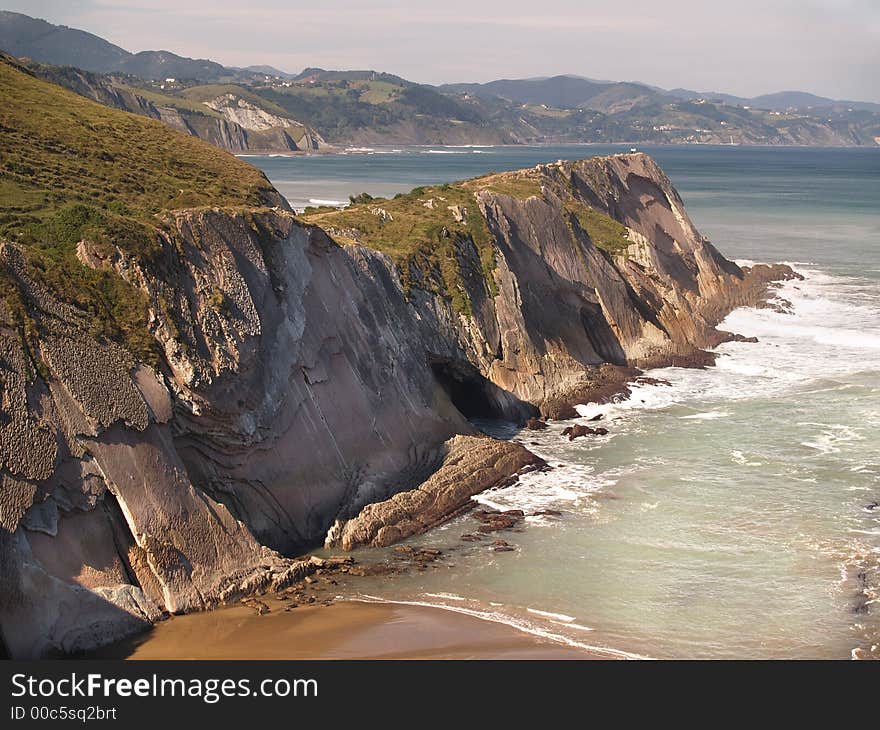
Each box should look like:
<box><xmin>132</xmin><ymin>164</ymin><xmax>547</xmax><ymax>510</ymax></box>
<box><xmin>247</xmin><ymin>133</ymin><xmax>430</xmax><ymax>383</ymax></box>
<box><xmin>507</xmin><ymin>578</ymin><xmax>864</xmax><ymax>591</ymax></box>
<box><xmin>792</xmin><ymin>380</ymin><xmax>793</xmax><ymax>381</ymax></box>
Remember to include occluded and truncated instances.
<box><xmin>430</xmin><ymin>359</ymin><xmax>500</xmax><ymax>420</ymax></box>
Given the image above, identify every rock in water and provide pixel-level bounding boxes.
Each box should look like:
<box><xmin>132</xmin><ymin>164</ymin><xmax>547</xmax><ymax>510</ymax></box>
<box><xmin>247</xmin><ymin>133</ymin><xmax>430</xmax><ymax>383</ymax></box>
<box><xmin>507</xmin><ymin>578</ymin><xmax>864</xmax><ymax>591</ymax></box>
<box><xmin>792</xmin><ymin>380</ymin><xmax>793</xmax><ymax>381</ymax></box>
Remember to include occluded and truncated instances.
<box><xmin>324</xmin><ymin>436</ymin><xmax>542</xmax><ymax>549</ymax></box>
<box><xmin>562</xmin><ymin>424</ymin><xmax>596</xmax><ymax>440</ymax></box>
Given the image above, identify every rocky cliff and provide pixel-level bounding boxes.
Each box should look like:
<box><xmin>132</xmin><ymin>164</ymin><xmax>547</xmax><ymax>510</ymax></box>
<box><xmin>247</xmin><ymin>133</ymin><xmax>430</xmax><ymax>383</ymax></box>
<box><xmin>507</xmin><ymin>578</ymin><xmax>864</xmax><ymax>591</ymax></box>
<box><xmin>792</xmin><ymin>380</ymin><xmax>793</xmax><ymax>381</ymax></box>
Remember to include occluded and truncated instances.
<box><xmin>26</xmin><ymin>62</ymin><xmax>325</xmax><ymax>153</ymax></box>
<box><xmin>0</xmin><ymin>58</ymin><xmax>796</xmax><ymax>658</ymax></box>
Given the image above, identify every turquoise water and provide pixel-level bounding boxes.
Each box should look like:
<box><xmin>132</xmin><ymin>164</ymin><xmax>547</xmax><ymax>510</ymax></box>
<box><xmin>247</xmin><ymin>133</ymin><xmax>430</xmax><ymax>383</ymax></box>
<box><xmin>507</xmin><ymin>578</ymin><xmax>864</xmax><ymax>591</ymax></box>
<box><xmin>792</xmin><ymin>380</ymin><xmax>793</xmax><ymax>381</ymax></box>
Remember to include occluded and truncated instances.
<box><xmin>253</xmin><ymin>146</ymin><xmax>880</xmax><ymax>659</ymax></box>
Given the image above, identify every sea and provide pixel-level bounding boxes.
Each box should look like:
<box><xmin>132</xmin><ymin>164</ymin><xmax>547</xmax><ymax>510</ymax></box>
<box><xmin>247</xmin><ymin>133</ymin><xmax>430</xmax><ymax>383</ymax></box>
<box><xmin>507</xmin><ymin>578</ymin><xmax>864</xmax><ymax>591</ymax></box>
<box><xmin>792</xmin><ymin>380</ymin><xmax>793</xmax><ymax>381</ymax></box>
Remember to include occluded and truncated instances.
<box><xmin>247</xmin><ymin>144</ymin><xmax>880</xmax><ymax>659</ymax></box>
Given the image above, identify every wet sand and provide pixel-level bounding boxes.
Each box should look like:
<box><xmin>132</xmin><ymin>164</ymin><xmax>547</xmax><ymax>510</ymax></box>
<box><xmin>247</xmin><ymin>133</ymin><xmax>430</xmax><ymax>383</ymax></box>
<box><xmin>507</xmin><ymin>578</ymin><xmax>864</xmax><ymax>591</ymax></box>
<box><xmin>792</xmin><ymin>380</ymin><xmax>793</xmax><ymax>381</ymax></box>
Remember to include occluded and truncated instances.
<box><xmin>93</xmin><ymin>600</ymin><xmax>594</xmax><ymax>660</ymax></box>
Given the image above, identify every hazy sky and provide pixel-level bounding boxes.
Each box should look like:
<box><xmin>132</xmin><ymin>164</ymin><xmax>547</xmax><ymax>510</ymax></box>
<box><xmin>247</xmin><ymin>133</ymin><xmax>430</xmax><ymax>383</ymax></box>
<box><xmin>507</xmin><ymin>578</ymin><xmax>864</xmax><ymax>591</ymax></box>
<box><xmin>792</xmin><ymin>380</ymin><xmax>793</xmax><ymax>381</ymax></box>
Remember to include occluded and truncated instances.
<box><xmin>5</xmin><ymin>0</ymin><xmax>879</xmax><ymax>100</ymax></box>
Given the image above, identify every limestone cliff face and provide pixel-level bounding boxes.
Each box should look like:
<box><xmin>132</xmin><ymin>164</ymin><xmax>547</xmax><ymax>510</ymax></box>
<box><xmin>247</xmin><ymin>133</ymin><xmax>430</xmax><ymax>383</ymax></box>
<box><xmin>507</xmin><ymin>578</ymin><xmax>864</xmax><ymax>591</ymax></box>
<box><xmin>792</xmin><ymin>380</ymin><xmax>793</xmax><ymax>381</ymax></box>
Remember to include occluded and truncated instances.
<box><xmin>0</xmin><ymin>154</ymin><xmax>793</xmax><ymax>657</ymax></box>
<box><xmin>29</xmin><ymin>64</ymin><xmax>325</xmax><ymax>153</ymax></box>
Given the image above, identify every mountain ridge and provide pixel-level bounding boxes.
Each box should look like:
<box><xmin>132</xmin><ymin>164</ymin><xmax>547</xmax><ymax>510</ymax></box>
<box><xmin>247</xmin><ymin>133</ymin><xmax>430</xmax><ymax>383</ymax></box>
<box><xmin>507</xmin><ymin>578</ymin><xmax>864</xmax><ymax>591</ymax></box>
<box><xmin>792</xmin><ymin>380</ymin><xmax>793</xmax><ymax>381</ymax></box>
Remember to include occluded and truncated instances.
<box><xmin>2</xmin><ymin>10</ymin><xmax>878</xmax><ymax>148</ymax></box>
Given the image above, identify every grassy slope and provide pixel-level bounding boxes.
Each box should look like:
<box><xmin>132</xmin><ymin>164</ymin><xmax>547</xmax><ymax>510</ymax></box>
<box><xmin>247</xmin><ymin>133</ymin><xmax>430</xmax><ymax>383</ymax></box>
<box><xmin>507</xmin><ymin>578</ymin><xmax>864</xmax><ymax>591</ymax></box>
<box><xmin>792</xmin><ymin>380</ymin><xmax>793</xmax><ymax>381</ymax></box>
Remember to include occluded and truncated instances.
<box><xmin>251</xmin><ymin>76</ymin><xmax>487</xmax><ymax>142</ymax></box>
<box><xmin>302</xmin><ymin>167</ymin><xmax>629</xmax><ymax>313</ymax></box>
<box><xmin>117</xmin><ymin>82</ymin><xmax>223</xmax><ymax>118</ymax></box>
<box><xmin>0</xmin><ymin>56</ymin><xmax>280</xmax><ymax>362</ymax></box>
<box><xmin>179</xmin><ymin>83</ymin><xmax>292</xmax><ymax>116</ymax></box>
<box><xmin>565</xmin><ymin>202</ymin><xmax>631</xmax><ymax>255</ymax></box>
<box><xmin>302</xmin><ymin>171</ymin><xmax>542</xmax><ymax>313</ymax></box>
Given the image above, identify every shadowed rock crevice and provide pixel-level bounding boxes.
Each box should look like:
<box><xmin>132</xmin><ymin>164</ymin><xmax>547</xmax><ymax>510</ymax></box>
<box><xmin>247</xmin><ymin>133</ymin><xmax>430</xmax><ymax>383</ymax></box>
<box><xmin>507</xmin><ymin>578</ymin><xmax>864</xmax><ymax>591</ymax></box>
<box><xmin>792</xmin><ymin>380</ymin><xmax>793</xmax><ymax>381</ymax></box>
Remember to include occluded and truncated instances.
<box><xmin>325</xmin><ymin>435</ymin><xmax>546</xmax><ymax>550</ymax></box>
<box><xmin>429</xmin><ymin>358</ymin><xmax>532</xmax><ymax>421</ymax></box>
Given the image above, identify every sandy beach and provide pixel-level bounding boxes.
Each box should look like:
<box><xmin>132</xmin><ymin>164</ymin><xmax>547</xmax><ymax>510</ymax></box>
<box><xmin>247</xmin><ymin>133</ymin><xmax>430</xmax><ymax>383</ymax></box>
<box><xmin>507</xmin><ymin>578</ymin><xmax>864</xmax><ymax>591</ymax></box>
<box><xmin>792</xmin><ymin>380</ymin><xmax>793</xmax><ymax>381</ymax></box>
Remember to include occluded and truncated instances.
<box><xmin>92</xmin><ymin>600</ymin><xmax>593</xmax><ymax>660</ymax></box>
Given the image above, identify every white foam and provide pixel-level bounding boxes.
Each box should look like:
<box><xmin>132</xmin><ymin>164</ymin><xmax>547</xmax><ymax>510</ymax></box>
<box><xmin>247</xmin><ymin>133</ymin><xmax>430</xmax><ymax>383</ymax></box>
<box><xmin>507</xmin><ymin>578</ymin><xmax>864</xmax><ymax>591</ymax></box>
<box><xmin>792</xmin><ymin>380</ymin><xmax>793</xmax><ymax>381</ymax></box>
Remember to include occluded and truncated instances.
<box><xmin>558</xmin><ymin>622</ymin><xmax>594</xmax><ymax>632</ymax></box>
<box><xmin>356</xmin><ymin>595</ymin><xmax>651</xmax><ymax>659</ymax></box>
<box><xmin>472</xmin><ymin>460</ymin><xmax>610</xmax><ymax>513</ymax></box>
<box><xmin>680</xmin><ymin>411</ymin><xmax>730</xmax><ymax>420</ymax></box>
<box><xmin>729</xmin><ymin>450</ymin><xmax>763</xmax><ymax>466</ymax></box>
<box><xmin>576</xmin><ymin>266</ymin><xmax>880</xmax><ymax>415</ymax></box>
<box><xmin>308</xmin><ymin>198</ymin><xmax>347</xmax><ymax>206</ymax></box>
<box><xmin>423</xmin><ymin>592</ymin><xmax>466</xmax><ymax>602</ymax></box>
<box><xmin>527</xmin><ymin>608</ymin><xmax>576</xmax><ymax>622</ymax></box>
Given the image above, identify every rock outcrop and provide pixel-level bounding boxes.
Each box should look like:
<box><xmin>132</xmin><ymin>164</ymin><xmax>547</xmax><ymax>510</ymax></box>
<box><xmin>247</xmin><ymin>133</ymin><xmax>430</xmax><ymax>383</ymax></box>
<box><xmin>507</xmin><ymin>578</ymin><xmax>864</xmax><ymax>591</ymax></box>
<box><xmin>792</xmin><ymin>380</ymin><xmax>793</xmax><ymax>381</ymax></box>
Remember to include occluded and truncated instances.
<box><xmin>325</xmin><ymin>435</ymin><xmax>544</xmax><ymax>550</ymax></box>
<box><xmin>27</xmin><ymin>63</ymin><xmax>325</xmax><ymax>153</ymax></box>
<box><xmin>0</xmin><ymin>150</ymin><xmax>797</xmax><ymax>657</ymax></box>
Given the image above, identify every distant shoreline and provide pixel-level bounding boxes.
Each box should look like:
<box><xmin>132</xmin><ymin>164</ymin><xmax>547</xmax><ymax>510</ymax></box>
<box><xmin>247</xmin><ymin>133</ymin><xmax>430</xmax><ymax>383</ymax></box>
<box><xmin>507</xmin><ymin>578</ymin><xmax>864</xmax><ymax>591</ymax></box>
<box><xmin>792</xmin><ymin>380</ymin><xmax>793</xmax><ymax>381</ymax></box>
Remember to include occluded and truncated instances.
<box><xmin>236</xmin><ymin>141</ymin><xmax>880</xmax><ymax>158</ymax></box>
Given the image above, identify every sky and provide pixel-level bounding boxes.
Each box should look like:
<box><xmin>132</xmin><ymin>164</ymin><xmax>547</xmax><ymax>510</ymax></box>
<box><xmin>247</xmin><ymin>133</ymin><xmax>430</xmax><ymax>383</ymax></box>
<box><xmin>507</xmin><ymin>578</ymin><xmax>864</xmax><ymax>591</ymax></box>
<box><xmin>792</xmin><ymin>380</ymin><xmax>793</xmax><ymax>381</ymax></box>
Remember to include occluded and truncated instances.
<box><xmin>4</xmin><ymin>0</ymin><xmax>879</xmax><ymax>101</ymax></box>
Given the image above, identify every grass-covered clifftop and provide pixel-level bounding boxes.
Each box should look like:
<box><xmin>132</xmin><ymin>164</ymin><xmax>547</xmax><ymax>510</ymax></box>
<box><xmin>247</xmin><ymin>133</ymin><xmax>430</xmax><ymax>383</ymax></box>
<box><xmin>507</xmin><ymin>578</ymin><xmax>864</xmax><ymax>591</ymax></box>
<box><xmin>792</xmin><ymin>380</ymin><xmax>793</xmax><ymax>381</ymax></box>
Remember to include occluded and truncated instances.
<box><xmin>301</xmin><ymin>170</ymin><xmax>545</xmax><ymax>314</ymax></box>
<box><xmin>0</xmin><ymin>54</ymin><xmax>283</xmax><ymax>361</ymax></box>
<box><xmin>302</xmin><ymin>165</ymin><xmax>632</xmax><ymax>314</ymax></box>
<box><xmin>0</xmin><ymin>49</ymin><xmax>640</xmax><ymax>364</ymax></box>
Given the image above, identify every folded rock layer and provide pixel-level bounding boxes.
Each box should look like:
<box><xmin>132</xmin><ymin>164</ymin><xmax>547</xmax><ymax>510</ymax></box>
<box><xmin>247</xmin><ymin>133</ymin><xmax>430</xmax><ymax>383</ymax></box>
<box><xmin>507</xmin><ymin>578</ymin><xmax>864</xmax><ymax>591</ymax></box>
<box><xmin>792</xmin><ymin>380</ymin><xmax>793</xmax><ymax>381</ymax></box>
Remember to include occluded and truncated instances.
<box><xmin>0</xmin><ymin>60</ymin><xmax>797</xmax><ymax>656</ymax></box>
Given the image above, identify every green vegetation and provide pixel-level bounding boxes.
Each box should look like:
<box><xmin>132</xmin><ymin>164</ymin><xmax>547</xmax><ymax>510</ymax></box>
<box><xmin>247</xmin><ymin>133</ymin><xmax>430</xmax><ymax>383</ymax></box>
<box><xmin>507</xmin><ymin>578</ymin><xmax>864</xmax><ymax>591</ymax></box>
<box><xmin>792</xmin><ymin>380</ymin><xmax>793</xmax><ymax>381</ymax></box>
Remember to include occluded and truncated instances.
<box><xmin>0</xmin><ymin>57</ymin><xmax>279</xmax><ymax>362</ymax></box>
<box><xmin>207</xmin><ymin>286</ymin><xmax>227</xmax><ymax>312</ymax></box>
<box><xmin>304</xmin><ymin>171</ymin><xmax>542</xmax><ymax>313</ymax></box>
<box><xmin>471</xmin><ymin>174</ymin><xmax>542</xmax><ymax>200</ymax></box>
<box><xmin>117</xmin><ymin>83</ymin><xmax>223</xmax><ymax>118</ymax></box>
<box><xmin>565</xmin><ymin>202</ymin><xmax>632</xmax><ymax>256</ymax></box>
<box><xmin>179</xmin><ymin>83</ymin><xmax>291</xmax><ymax>116</ymax></box>
<box><xmin>305</xmin><ymin>184</ymin><xmax>488</xmax><ymax>314</ymax></box>
<box><xmin>251</xmin><ymin>75</ymin><xmax>485</xmax><ymax>142</ymax></box>
<box><xmin>348</xmin><ymin>192</ymin><xmax>375</xmax><ymax>205</ymax></box>
<box><xmin>357</xmin><ymin>80</ymin><xmax>399</xmax><ymax>104</ymax></box>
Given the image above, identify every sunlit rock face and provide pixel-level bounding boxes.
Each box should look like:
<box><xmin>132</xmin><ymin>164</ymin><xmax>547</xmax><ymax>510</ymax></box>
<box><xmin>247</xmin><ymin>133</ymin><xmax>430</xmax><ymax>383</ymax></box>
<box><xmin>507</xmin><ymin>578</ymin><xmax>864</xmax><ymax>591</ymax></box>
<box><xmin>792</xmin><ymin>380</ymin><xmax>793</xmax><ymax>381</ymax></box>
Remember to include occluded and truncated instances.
<box><xmin>0</xmin><ymin>154</ymin><xmax>795</xmax><ymax>656</ymax></box>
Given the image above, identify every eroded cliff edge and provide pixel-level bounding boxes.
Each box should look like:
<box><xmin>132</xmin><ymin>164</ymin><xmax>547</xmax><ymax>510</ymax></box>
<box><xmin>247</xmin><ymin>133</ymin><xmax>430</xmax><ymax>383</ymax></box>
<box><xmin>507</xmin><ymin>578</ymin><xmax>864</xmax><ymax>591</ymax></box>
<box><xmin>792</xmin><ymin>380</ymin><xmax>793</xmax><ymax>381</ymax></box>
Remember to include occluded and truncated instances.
<box><xmin>0</xmin><ymin>58</ymin><xmax>797</xmax><ymax>658</ymax></box>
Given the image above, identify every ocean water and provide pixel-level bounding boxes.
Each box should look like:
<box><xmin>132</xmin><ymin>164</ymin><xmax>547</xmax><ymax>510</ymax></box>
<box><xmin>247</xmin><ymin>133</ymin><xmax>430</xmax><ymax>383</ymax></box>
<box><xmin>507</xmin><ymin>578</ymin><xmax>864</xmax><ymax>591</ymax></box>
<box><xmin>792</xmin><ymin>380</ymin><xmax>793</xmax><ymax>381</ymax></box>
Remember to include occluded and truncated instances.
<box><xmin>251</xmin><ymin>145</ymin><xmax>880</xmax><ymax>659</ymax></box>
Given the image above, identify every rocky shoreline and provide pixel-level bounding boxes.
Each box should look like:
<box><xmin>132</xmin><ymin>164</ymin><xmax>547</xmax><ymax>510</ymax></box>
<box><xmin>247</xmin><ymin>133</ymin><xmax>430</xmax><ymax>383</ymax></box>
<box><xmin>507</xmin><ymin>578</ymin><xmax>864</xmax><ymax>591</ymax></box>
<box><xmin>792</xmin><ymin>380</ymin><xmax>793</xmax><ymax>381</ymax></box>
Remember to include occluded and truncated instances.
<box><xmin>140</xmin><ymin>364</ymin><xmax>671</xmax><ymax>647</ymax></box>
<box><xmin>1</xmin><ymin>107</ymin><xmax>798</xmax><ymax>656</ymax></box>
<box><xmin>325</xmin><ymin>434</ymin><xmax>547</xmax><ymax>550</ymax></box>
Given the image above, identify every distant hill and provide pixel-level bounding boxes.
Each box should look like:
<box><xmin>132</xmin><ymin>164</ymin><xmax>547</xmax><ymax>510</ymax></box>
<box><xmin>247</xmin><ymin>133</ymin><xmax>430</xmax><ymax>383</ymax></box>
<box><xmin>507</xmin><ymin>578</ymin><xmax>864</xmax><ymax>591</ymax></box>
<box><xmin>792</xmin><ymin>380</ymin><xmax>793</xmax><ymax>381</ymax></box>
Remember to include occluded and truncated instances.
<box><xmin>439</xmin><ymin>75</ymin><xmax>669</xmax><ymax>113</ymax></box>
<box><xmin>446</xmin><ymin>75</ymin><xmax>880</xmax><ymax>114</ymax></box>
<box><xmin>0</xmin><ymin>10</ymin><xmax>129</xmax><ymax>72</ymax></box>
<box><xmin>249</xmin><ymin>69</ymin><xmax>510</xmax><ymax>144</ymax></box>
<box><xmin>749</xmin><ymin>91</ymin><xmax>880</xmax><ymax>112</ymax></box>
<box><xmin>2</xmin><ymin>11</ymin><xmax>877</xmax><ymax>148</ymax></box>
<box><xmin>23</xmin><ymin>61</ymin><xmax>326</xmax><ymax>152</ymax></box>
<box><xmin>117</xmin><ymin>50</ymin><xmax>227</xmax><ymax>82</ymax></box>
<box><xmin>668</xmin><ymin>87</ymin><xmax>880</xmax><ymax>112</ymax></box>
<box><xmin>294</xmin><ymin>67</ymin><xmax>416</xmax><ymax>86</ymax></box>
<box><xmin>242</xmin><ymin>64</ymin><xmax>297</xmax><ymax>79</ymax></box>
<box><xmin>0</xmin><ymin>10</ymin><xmax>231</xmax><ymax>81</ymax></box>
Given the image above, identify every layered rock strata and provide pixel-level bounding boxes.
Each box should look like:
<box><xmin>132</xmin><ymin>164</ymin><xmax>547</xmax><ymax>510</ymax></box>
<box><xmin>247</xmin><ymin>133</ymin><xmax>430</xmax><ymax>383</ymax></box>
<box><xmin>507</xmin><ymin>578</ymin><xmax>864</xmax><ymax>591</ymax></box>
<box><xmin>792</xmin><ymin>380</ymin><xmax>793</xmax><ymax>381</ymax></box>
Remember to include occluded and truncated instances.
<box><xmin>0</xmin><ymin>153</ymin><xmax>796</xmax><ymax>656</ymax></box>
<box><xmin>325</xmin><ymin>435</ymin><xmax>545</xmax><ymax>550</ymax></box>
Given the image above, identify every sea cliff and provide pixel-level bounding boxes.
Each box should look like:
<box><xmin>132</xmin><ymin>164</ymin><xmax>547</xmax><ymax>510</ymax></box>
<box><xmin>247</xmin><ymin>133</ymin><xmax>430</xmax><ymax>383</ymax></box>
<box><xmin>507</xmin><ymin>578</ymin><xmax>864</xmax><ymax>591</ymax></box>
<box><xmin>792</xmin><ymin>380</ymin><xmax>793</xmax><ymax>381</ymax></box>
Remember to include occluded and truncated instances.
<box><xmin>0</xmin><ymin>56</ymin><xmax>796</xmax><ymax>657</ymax></box>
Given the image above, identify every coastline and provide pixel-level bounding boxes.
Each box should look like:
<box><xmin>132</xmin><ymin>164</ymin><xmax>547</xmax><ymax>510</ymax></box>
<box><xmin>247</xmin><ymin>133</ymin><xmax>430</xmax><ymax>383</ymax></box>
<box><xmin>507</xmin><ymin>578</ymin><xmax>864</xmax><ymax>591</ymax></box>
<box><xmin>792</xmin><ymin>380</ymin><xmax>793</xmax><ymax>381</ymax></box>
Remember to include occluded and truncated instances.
<box><xmin>235</xmin><ymin>141</ymin><xmax>880</xmax><ymax>159</ymax></box>
<box><xmin>86</xmin><ymin>273</ymin><xmax>802</xmax><ymax>663</ymax></box>
<box><xmin>90</xmin><ymin>599</ymin><xmax>594</xmax><ymax>660</ymax></box>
